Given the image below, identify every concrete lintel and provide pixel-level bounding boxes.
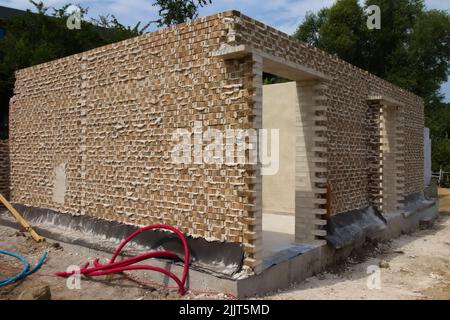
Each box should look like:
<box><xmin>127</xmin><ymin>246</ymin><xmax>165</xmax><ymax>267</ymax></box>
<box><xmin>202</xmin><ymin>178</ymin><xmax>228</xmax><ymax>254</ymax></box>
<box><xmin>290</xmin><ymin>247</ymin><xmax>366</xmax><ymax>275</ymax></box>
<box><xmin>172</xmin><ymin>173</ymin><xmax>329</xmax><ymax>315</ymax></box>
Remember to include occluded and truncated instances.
<box><xmin>368</xmin><ymin>95</ymin><xmax>406</xmax><ymax>108</ymax></box>
<box><xmin>211</xmin><ymin>44</ymin><xmax>251</xmax><ymax>59</ymax></box>
<box><xmin>212</xmin><ymin>44</ymin><xmax>332</xmax><ymax>81</ymax></box>
<box><xmin>256</xmin><ymin>49</ymin><xmax>332</xmax><ymax>81</ymax></box>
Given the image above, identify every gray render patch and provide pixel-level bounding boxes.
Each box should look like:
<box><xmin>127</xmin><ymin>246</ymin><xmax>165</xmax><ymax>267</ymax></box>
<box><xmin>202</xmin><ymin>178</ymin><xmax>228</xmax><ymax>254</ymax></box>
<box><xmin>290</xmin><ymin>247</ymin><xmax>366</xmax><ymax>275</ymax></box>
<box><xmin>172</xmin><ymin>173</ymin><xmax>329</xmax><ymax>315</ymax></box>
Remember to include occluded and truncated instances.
<box><xmin>52</xmin><ymin>163</ymin><xmax>67</xmax><ymax>205</ymax></box>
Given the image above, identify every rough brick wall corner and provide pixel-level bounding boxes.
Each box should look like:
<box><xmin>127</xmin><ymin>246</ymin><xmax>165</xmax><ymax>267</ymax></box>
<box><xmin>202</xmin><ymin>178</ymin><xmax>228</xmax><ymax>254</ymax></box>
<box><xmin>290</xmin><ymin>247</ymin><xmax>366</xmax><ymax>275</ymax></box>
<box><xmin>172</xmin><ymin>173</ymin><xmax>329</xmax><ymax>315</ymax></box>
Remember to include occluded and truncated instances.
<box><xmin>0</xmin><ymin>139</ymin><xmax>9</xmax><ymax>199</ymax></box>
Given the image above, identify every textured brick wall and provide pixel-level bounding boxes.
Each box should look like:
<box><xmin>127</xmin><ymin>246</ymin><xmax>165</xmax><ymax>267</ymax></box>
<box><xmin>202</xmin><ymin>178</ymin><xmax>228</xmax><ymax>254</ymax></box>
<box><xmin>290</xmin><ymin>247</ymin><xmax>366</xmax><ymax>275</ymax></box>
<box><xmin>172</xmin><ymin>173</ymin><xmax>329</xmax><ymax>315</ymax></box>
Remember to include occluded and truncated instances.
<box><xmin>0</xmin><ymin>140</ymin><xmax>9</xmax><ymax>199</ymax></box>
<box><xmin>10</xmin><ymin>11</ymin><xmax>424</xmax><ymax>271</ymax></box>
<box><xmin>11</xmin><ymin>12</ymin><xmax>258</xmax><ymax>268</ymax></box>
<box><xmin>232</xmin><ymin>12</ymin><xmax>424</xmax><ymax>215</ymax></box>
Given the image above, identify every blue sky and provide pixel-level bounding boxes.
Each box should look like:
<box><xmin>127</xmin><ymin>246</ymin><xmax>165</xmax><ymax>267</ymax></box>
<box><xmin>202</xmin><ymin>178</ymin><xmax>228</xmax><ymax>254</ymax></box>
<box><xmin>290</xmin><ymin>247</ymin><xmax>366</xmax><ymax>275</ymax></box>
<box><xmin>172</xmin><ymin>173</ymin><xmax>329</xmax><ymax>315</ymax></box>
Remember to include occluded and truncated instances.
<box><xmin>1</xmin><ymin>0</ymin><xmax>449</xmax><ymax>101</ymax></box>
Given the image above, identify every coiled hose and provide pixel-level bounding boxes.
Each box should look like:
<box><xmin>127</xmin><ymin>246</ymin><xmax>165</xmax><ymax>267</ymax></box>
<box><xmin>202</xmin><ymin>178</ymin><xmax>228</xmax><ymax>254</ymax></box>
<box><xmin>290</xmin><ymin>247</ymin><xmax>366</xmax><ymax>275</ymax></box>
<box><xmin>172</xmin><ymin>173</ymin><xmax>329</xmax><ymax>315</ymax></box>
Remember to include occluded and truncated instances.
<box><xmin>0</xmin><ymin>250</ymin><xmax>48</xmax><ymax>287</ymax></box>
<box><xmin>56</xmin><ymin>224</ymin><xmax>190</xmax><ymax>295</ymax></box>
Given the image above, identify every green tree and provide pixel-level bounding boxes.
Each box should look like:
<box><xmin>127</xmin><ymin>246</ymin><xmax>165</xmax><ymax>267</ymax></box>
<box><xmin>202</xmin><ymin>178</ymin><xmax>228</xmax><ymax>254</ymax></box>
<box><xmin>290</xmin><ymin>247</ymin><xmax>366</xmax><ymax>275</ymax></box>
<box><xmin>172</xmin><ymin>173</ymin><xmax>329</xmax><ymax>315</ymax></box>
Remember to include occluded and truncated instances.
<box><xmin>296</xmin><ymin>9</ymin><xmax>328</xmax><ymax>46</ymax></box>
<box><xmin>309</xmin><ymin>0</ymin><xmax>369</xmax><ymax>69</ymax></box>
<box><xmin>294</xmin><ymin>0</ymin><xmax>450</xmax><ymax>172</ymax></box>
<box><xmin>153</xmin><ymin>0</ymin><xmax>212</xmax><ymax>27</ymax></box>
<box><xmin>432</xmin><ymin>138</ymin><xmax>450</xmax><ymax>172</ymax></box>
<box><xmin>0</xmin><ymin>1</ymin><xmax>145</xmax><ymax>138</ymax></box>
<box><xmin>295</xmin><ymin>0</ymin><xmax>450</xmax><ymax>105</ymax></box>
<box><xmin>364</xmin><ymin>0</ymin><xmax>425</xmax><ymax>90</ymax></box>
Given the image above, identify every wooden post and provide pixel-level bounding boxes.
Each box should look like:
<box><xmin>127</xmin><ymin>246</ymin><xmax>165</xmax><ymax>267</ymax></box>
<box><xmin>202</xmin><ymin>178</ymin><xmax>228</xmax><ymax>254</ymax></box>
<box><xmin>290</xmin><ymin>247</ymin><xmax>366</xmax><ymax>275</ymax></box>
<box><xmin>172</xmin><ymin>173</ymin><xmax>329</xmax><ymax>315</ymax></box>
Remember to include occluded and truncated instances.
<box><xmin>0</xmin><ymin>194</ymin><xmax>45</xmax><ymax>242</ymax></box>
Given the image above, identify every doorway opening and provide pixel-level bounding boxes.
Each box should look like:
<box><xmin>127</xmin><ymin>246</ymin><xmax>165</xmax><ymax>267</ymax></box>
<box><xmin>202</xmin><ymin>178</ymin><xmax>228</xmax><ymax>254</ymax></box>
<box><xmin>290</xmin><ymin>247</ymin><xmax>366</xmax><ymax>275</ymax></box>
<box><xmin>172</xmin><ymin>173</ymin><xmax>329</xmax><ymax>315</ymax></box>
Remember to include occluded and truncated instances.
<box><xmin>261</xmin><ymin>80</ymin><xmax>297</xmax><ymax>260</ymax></box>
<box><xmin>250</xmin><ymin>52</ymin><xmax>329</xmax><ymax>269</ymax></box>
<box><xmin>379</xmin><ymin>103</ymin><xmax>405</xmax><ymax>213</ymax></box>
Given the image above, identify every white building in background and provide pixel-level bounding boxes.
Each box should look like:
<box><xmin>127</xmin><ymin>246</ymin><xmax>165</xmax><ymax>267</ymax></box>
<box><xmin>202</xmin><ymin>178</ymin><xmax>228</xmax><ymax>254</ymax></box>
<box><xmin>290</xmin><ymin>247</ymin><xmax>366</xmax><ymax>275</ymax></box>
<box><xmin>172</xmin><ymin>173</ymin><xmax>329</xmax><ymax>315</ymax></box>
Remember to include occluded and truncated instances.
<box><xmin>424</xmin><ymin>128</ymin><xmax>432</xmax><ymax>187</ymax></box>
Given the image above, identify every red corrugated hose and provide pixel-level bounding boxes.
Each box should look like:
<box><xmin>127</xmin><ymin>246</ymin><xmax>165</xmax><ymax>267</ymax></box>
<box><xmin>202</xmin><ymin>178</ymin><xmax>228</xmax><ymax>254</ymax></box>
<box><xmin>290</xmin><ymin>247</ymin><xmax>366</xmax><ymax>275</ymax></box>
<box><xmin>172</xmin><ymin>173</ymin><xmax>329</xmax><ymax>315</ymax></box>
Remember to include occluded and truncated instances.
<box><xmin>56</xmin><ymin>224</ymin><xmax>190</xmax><ymax>295</ymax></box>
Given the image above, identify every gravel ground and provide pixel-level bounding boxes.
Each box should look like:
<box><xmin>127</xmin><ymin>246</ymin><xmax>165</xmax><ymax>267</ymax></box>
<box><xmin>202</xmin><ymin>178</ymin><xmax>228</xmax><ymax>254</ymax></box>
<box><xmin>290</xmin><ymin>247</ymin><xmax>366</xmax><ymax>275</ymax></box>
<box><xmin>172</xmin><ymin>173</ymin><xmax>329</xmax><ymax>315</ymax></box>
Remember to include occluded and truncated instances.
<box><xmin>263</xmin><ymin>188</ymin><xmax>450</xmax><ymax>300</ymax></box>
<box><xmin>0</xmin><ymin>226</ymin><xmax>233</xmax><ymax>300</ymax></box>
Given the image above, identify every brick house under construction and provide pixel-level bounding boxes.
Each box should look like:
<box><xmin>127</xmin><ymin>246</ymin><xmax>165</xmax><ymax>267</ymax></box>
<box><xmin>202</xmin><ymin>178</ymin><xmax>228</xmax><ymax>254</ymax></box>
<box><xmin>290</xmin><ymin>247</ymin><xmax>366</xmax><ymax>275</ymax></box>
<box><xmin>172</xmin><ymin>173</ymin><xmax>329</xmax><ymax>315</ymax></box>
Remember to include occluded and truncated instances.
<box><xmin>2</xmin><ymin>10</ymin><xmax>430</xmax><ymax>284</ymax></box>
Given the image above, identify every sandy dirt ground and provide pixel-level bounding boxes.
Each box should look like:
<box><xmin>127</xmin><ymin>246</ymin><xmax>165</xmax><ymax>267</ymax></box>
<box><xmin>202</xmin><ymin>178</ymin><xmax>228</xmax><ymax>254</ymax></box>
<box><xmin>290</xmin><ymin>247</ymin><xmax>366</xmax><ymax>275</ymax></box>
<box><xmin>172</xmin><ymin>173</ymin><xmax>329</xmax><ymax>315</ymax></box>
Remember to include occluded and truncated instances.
<box><xmin>263</xmin><ymin>188</ymin><xmax>450</xmax><ymax>300</ymax></box>
<box><xmin>1</xmin><ymin>189</ymin><xmax>449</xmax><ymax>300</ymax></box>
<box><xmin>0</xmin><ymin>226</ymin><xmax>232</xmax><ymax>300</ymax></box>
